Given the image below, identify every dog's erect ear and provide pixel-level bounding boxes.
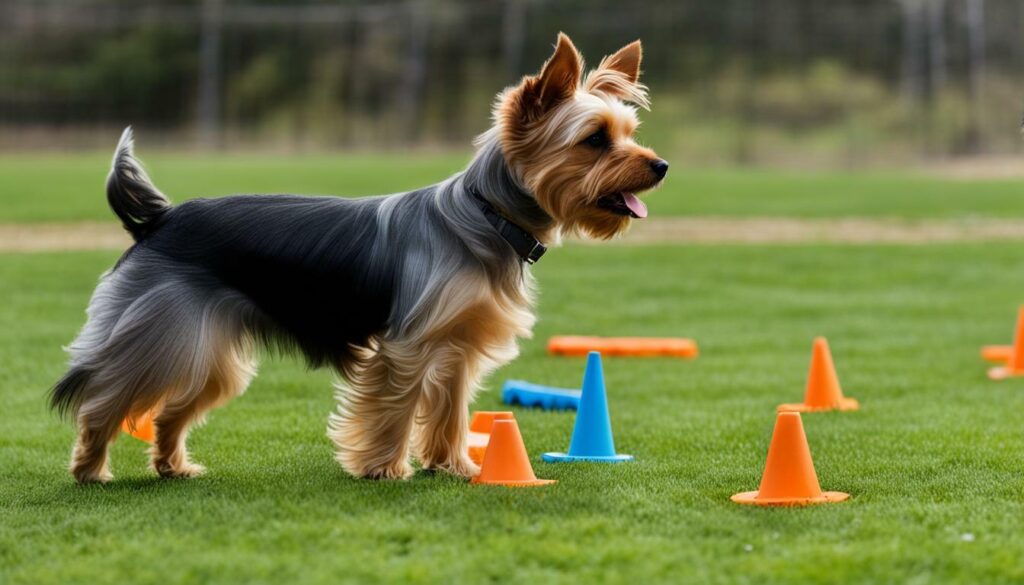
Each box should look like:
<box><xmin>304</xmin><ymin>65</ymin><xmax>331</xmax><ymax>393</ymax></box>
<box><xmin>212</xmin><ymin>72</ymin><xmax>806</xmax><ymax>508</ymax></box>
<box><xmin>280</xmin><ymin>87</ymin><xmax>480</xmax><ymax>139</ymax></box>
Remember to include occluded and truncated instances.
<box><xmin>601</xmin><ymin>40</ymin><xmax>642</xmax><ymax>85</ymax></box>
<box><xmin>584</xmin><ymin>39</ymin><xmax>649</xmax><ymax>108</ymax></box>
<box><xmin>521</xmin><ymin>33</ymin><xmax>582</xmax><ymax>116</ymax></box>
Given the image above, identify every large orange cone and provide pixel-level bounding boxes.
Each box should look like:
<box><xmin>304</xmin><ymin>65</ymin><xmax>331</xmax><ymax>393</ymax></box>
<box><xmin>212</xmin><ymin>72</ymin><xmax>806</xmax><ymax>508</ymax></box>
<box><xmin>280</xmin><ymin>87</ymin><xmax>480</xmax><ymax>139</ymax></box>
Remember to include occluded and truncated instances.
<box><xmin>467</xmin><ymin>411</ymin><xmax>515</xmax><ymax>465</ymax></box>
<box><xmin>732</xmin><ymin>412</ymin><xmax>849</xmax><ymax>506</ymax></box>
<box><xmin>471</xmin><ymin>419</ymin><xmax>555</xmax><ymax>487</ymax></box>
<box><xmin>778</xmin><ymin>337</ymin><xmax>858</xmax><ymax>413</ymax></box>
<box><xmin>984</xmin><ymin>306</ymin><xmax>1024</xmax><ymax>380</ymax></box>
<box><xmin>120</xmin><ymin>409</ymin><xmax>156</xmax><ymax>443</ymax></box>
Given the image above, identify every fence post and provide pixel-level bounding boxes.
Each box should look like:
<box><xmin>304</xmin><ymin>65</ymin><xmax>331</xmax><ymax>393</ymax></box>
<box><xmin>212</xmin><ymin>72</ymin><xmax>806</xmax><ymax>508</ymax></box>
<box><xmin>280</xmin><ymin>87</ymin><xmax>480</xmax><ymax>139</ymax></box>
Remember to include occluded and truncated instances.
<box><xmin>965</xmin><ymin>0</ymin><xmax>985</xmax><ymax>153</ymax></box>
<box><xmin>198</xmin><ymin>0</ymin><xmax>223</xmax><ymax>148</ymax></box>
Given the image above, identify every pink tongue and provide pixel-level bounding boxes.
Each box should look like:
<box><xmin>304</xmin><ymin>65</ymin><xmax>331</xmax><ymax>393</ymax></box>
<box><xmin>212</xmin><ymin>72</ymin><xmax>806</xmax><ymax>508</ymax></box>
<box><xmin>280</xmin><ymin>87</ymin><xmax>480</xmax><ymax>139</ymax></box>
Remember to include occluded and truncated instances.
<box><xmin>622</xmin><ymin>192</ymin><xmax>648</xmax><ymax>218</ymax></box>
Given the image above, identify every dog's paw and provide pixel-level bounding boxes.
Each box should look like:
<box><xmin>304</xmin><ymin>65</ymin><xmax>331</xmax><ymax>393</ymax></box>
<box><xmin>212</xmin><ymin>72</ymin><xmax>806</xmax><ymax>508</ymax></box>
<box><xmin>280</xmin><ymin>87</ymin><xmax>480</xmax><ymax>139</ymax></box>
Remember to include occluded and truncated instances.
<box><xmin>72</xmin><ymin>466</ymin><xmax>113</xmax><ymax>484</ymax></box>
<box><xmin>360</xmin><ymin>460</ymin><xmax>415</xmax><ymax>481</ymax></box>
<box><xmin>423</xmin><ymin>455</ymin><xmax>480</xmax><ymax>480</ymax></box>
<box><xmin>154</xmin><ymin>460</ymin><xmax>206</xmax><ymax>479</ymax></box>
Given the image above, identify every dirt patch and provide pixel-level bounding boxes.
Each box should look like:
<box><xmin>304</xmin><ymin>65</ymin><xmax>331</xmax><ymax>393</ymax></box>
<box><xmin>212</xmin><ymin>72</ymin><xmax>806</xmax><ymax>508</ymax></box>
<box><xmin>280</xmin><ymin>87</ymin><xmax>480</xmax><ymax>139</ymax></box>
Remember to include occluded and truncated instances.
<box><xmin>5</xmin><ymin>217</ymin><xmax>1024</xmax><ymax>253</ymax></box>
<box><xmin>0</xmin><ymin>222</ymin><xmax>131</xmax><ymax>252</ymax></box>
<box><xmin>619</xmin><ymin>217</ymin><xmax>1024</xmax><ymax>244</ymax></box>
<box><xmin>923</xmin><ymin>156</ymin><xmax>1024</xmax><ymax>180</ymax></box>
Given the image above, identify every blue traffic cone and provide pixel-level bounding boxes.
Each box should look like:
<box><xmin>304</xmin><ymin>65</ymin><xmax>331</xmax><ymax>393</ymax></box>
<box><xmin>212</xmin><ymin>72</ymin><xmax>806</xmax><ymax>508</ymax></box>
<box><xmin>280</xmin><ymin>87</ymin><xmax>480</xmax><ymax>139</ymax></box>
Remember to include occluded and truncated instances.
<box><xmin>542</xmin><ymin>351</ymin><xmax>633</xmax><ymax>463</ymax></box>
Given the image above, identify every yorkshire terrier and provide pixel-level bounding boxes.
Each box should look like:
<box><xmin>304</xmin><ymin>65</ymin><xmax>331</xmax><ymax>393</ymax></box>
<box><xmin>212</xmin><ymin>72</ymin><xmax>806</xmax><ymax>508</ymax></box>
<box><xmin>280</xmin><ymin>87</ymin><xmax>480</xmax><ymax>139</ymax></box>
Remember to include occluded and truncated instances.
<box><xmin>51</xmin><ymin>33</ymin><xmax>667</xmax><ymax>483</ymax></box>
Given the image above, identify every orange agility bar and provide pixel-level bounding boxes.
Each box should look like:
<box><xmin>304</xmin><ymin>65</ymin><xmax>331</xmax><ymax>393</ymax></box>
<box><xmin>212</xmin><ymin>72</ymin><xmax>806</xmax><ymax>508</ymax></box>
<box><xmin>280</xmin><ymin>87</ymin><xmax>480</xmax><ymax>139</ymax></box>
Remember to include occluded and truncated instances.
<box><xmin>547</xmin><ymin>336</ymin><xmax>698</xmax><ymax>358</ymax></box>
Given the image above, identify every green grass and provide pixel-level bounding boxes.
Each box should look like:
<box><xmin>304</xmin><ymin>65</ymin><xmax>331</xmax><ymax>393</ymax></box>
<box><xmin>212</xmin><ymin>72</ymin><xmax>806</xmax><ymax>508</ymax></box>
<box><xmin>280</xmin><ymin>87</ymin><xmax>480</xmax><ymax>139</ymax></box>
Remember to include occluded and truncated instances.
<box><xmin>4</xmin><ymin>244</ymin><xmax>1024</xmax><ymax>584</ymax></box>
<box><xmin>0</xmin><ymin>152</ymin><xmax>1022</xmax><ymax>222</ymax></box>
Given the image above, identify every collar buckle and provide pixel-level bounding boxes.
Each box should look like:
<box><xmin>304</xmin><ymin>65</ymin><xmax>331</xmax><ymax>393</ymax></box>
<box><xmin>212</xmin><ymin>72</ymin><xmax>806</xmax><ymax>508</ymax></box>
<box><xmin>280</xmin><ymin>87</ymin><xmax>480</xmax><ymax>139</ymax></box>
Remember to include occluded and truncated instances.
<box><xmin>525</xmin><ymin>241</ymin><xmax>546</xmax><ymax>264</ymax></box>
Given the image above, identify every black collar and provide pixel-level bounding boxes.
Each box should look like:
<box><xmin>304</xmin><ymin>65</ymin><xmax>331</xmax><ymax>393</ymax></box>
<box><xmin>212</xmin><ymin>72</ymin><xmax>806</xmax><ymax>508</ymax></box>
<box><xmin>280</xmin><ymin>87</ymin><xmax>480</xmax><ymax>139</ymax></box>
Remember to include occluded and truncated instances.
<box><xmin>470</xmin><ymin>190</ymin><xmax>547</xmax><ymax>264</ymax></box>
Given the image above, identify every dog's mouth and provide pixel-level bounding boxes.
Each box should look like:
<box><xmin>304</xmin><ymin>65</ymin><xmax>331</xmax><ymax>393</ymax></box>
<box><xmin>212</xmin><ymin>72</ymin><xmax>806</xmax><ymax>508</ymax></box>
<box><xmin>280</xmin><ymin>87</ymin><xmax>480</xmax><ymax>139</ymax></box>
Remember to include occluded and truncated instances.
<box><xmin>597</xmin><ymin>192</ymin><xmax>648</xmax><ymax>219</ymax></box>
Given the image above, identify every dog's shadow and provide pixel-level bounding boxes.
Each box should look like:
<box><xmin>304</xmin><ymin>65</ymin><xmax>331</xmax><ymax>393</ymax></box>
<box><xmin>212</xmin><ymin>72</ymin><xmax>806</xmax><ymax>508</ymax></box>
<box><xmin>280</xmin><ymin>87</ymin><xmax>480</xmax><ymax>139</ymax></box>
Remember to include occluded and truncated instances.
<box><xmin>39</xmin><ymin>465</ymin><xmax>472</xmax><ymax>512</ymax></box>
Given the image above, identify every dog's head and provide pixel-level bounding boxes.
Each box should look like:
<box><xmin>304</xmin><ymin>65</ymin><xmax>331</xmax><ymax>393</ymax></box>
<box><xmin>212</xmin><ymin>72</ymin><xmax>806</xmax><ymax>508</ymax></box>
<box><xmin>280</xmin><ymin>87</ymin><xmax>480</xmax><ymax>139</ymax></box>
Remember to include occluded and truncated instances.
<box><xmin>494</xmin><ymin>33</ymin><xmax>667</xmax><ymax>239</ymax></box>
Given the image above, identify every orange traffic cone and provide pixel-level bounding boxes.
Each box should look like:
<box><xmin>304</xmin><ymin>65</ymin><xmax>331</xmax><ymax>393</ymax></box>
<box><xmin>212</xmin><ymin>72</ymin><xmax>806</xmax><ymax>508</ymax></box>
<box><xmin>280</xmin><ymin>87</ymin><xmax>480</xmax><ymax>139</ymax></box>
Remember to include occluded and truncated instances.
<box><xmin>777</xmin><ymin>337</ymin><xmax>858</xmax><ymax>413</ymax></box>
<box><xmin>984</xmin><ymin>307</ymin><xmax>1024</xmax><ymax>380</ymax></box>
<box><xmin>732</xmin><ymin>412</ymin><xmax>849</xmax><ymax>506</ymax></box>
<box><xmin>120</xmin><ymin>409</ymin><xmax>156</xmax><ymax>443</ymax></box>
<box><xmin>467</xmin><ymin>411</ymin><xmax>515</xmax><ymax>465</ymax></box>
<box><xmin>471</xmin><ymin>419</ymin><xmax>555</xmax><ymax>487</ymax></box>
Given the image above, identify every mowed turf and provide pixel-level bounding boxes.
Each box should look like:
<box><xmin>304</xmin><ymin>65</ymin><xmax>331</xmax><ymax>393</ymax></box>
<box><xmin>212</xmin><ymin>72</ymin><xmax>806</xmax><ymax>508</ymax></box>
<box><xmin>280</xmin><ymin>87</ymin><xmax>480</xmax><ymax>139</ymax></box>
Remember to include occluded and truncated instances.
<box><xmin>1</xmin><ymin>152</ymin><xmax>1023</xmax><ymax>222</ymax></box>
<box><xmin>3</xmin><ymin>243</ymin><xmax>1024</xmax><ymax>584</ymax></box>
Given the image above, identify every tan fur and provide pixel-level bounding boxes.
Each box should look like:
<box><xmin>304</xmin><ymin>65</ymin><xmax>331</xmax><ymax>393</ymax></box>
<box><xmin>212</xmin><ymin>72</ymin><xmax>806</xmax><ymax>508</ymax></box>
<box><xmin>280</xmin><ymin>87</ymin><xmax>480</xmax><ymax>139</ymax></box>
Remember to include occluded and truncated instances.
<box><xmin>150</xmin><ymin>337</ymin><xmax>256</xmax><ymax>478</ymax></box>
<box><xmin>328</xmin><ymin>271</ymin><xmax>531</xmax><ymax>479</ymax></box>
<box><xmin>69</xmin><ymin>416</ymin><xmax>120</xmax><ymax>483</ymax></box>
<box><xmin>497</xmin><ymin>33</ymin><xmax>663</xmax><ymax>241</ymax></box>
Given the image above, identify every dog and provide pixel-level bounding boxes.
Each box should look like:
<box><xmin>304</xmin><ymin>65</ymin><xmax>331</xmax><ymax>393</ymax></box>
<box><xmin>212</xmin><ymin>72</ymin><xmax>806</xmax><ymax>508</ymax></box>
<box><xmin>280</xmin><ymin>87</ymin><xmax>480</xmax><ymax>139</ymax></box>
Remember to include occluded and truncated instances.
<box><xmin>50</xmin><ymin>33</ymin><xmax>667</xmax><ymax>483</ymax></box>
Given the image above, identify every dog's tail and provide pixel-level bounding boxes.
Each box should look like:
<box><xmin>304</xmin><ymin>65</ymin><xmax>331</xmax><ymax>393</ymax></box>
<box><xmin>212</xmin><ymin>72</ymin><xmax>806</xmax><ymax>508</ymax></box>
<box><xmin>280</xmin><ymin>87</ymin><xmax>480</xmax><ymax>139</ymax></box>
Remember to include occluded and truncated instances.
<box><xmin>49</xmin><ymin>366</ymin><xmax>93</xmax><ymax>418</ymax></box>
<box><xmin>107</xmin><ymin>127</ymin><xmax>171</xmax><ymax>241</ymax></box>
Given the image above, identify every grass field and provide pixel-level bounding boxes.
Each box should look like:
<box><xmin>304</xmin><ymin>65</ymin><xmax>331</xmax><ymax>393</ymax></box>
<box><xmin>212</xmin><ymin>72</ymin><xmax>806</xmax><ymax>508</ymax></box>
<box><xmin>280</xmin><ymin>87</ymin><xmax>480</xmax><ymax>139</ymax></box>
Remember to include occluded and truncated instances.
<box><xmin>3</xmin><ymin>154</ymin><xmax>1024</xmax><ymax>583</ymax></box>
<box><xmin>1</xmin><ymin>152</ymin><xmax>1024</xmax><ymax>222</ymax></box>
<box><xmin>4</xmin><ymin>242</ymin><xmax>1024</xmax><ymax>583</ymax></box>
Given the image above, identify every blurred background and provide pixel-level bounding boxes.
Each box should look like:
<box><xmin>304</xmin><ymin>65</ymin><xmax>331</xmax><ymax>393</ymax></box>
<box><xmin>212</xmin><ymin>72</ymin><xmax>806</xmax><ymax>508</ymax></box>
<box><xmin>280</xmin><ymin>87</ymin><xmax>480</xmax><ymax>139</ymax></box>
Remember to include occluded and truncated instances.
<box><xmin>2</xmin><ymin>7</ymin><xmax>1024</xmax><ymax>581</ymax></box>
<box><xmin>2</xmin><ymin>0</ymin><xmax>1022</xmax><ymax>167</ymax></box>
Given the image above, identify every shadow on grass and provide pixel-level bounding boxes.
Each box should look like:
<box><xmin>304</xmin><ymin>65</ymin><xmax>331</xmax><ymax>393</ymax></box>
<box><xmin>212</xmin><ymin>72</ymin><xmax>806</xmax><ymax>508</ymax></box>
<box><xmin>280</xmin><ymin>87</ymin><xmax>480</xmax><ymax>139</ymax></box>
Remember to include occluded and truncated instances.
<box><xmin>32</xmin><ymin>462</ymin><xmax>478</xmax><ymax>509</ymax></box>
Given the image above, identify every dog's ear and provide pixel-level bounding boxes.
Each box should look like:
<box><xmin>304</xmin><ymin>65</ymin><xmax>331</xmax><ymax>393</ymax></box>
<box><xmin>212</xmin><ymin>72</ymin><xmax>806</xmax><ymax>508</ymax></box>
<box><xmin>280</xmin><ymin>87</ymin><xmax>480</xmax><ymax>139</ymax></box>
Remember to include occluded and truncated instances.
<box><xmin>600</xmin><ymin>40</ymin><xmax>642</xmax><ymax>85</ymax></box>
<box><xmin>520</xmin><ymin>33</ymin><xmax>582</xmax><ymax>117</ymax></box>
<box><xmin>584</xmin><ymin>40</ymin><xmax>649</xmax><ymax>108</ymax></box>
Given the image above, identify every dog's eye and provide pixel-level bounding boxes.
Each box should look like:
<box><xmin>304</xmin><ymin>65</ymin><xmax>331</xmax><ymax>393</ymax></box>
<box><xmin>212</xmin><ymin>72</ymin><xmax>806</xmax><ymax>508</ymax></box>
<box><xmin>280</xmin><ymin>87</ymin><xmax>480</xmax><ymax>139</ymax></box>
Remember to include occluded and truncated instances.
<box><xmin>582</xmin><ymin>130</ymin><xmax>608</xmax><ymax>148</ymax></box>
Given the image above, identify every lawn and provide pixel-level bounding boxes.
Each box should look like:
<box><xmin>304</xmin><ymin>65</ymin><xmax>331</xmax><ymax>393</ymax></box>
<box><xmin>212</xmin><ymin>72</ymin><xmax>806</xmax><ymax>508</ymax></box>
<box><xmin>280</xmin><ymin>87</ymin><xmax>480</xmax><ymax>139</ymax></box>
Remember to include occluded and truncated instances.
<box><xmin>3</xmin><ymin>243</ymin><xmax>1024</xmax><ymax>584</ymax></box>
<box><xmin>1</xmin><ymin>152</ymin><xmax>1023</xmax><ymax>222</ymax></box>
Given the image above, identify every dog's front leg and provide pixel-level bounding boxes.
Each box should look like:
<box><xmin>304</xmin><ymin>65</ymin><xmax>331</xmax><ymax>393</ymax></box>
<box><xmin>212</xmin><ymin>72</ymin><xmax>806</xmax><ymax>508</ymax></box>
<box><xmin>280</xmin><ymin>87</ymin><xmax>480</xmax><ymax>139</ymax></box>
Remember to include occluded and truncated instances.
<box><xmin>413</xmin><ymin>342</ymin><xmax>480</xmax><ymax>479</ymax></box>
<box><xmin>328</xmin><ymin>341</ymin><xmax>428</xmax><ymax>480</ymax></box>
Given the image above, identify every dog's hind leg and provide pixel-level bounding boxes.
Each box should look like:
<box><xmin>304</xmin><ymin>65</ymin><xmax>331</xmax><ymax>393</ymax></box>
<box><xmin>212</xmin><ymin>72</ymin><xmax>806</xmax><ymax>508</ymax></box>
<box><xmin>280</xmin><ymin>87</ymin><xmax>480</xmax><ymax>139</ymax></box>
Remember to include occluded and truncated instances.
<box><xmin>69</xmin><ymin>406</ymin><xmax>124</xmax><ymax>483</ymax></box>
<box><xmin>151</xmin><ymin>332</ymin><xmax>255</xmax><ymax>478</ymax></box>
<box><xmin>59</xmin><ymin>269</ymin><xmax>158</xmax><ymax>483</ymax></box>
<box><xmin>64</xmin><ymin>274</ymin><xmax>249</xmax><ymax>483</ymax></box>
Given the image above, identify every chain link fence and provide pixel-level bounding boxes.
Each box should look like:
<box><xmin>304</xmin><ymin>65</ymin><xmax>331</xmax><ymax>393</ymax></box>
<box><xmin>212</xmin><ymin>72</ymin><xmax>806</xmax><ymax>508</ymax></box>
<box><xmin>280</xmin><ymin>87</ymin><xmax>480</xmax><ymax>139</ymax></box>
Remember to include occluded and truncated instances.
<box><xmin>1</xmin><ymin>0</ymin><xmax>1021</xmax><ymax>164</ymax></box>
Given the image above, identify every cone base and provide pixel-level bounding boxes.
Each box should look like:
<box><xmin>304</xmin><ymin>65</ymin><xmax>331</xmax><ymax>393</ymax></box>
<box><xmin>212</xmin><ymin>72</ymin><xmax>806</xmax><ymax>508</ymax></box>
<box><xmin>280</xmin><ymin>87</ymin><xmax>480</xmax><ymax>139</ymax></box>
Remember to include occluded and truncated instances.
<box><xmin>987</xmin><ymin>366</ymin><xmax>1024</xmax><ymax>380</ymax></box>
<box><xmin>777</xmin><ymin>398</ymin><xmax>859</xmax><ymax>413</ymax></box>
<box><xmin>471</xmin><ymin>477</ymin><xmax>556</xmax><ymax>487</ymax></box>
<box><xmin>541</xmin><ymin>452</ymin><xmax>633</xmax><ymax>463</ymax></box>
<box><xmin>731</xmin><ymin>490</ymin><xmax>850</xmax><ymax>506</ymax></box>
<box><xmin>981</xmin><ymin>345</ymin><xmax>1012</xmax><ymax>364</ymax></box>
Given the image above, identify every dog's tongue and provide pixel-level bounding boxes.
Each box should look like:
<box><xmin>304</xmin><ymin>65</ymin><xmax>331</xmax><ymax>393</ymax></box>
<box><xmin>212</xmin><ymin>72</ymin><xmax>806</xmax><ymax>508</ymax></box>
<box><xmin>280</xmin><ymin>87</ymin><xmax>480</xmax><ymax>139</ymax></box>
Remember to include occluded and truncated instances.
<box><xmin>622</xmin><ymin>192</ymin><xmax>648</xmax><ymax>219</ymax></box>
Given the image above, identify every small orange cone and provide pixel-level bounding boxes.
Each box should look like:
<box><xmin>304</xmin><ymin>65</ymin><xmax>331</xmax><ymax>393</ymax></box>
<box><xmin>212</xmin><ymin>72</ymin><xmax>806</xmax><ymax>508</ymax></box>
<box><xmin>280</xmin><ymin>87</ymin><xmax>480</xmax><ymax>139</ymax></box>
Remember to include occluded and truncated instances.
<box><xmin>120</xmin><ymin>409</ymin><xmax>156</xmax><ymax>443</ymax></box>
<box><xmin>471</xmin><ymin>419</ymin><xmax>555</xmax><ymax>487</ymax></box>
<box><xmin>732</xmin><ymin>412</ymin><xmax>849</xmax><ymax>506</ymax></box>
<box><xmin>984</xmin><ymin>307</ymin><xmax>1024</xmax><ymax>380</ymax></box>
<box><xmin>778</xmin><ymin>337</ymin><xmax>858</xmax><ymax>413</ymax></box>
<box><xmin>467</xmin><ymin>411</ymin><xmax>515</xmax><ymax>465</ymax></box>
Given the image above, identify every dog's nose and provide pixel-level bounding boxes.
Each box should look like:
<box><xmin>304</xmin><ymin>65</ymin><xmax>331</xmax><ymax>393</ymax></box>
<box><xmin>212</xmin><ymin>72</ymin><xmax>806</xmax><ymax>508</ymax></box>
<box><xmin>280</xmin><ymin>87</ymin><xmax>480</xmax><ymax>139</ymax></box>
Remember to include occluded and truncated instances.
<box><xmin>650</xmin><ymin>159</ymin><xmax>669</xmax><ymax>179</ymax></box>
